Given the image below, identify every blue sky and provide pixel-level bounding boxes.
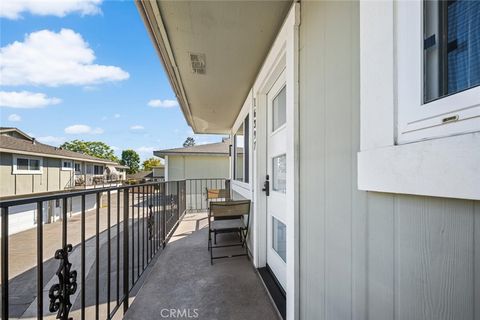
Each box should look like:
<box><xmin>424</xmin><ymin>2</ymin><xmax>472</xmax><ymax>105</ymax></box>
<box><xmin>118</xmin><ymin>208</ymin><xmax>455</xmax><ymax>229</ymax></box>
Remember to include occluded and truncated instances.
<box><xmin>0</xmin><ymin>0</ymin><xmax>222</xmax><ymax>161</ymax></box>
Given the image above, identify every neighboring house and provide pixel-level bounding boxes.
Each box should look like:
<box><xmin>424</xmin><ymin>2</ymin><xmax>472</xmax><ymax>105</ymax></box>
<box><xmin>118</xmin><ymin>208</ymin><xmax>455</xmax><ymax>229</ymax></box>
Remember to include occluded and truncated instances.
<box><xmin>151</xmin><ymin>165</ymin><xmax>165</xmax><ymax>179</ymax></box>
<box><xmin>0</xmin><ymin>127</ymin><xmax>126</xmax><ymax>197</ymax></box>
<box><xmin>153</xmin><ymin>140</ymin><xmax>230</xmax><ymax>181</ymax></box>
<box><xmin>138</xmin><ymin>2</ymin><xmax>480</xmax><ymax>320</ymax></box>
<box><xmin>0</xmin><ymin>127</ymin><xmax>127</xmax><ymax>234</ymax></box>
<box><xmin>127</xmin><ymin>169</ymin><xmax>164</xmax><ymax>183</ymax></box>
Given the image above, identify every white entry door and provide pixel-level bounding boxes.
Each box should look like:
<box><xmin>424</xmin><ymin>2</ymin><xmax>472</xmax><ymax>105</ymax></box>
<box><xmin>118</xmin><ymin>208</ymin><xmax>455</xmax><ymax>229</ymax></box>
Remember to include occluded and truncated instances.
<box><xmin>266</xmin><ymin>70</ymin><xmax>287</xmax><ymax>289</ymax></box>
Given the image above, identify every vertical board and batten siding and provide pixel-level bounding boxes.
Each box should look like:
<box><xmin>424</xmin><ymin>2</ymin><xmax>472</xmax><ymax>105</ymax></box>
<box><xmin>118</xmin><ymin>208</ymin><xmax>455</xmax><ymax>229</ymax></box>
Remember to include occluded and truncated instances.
<box><xmin>299</xmin><ymin>1</ymin><xmax>479</xmax><ymax>320</ymax></box>
<box><xmin>166</xmin><ymin>155</ymin><xmax>229</xmax><ymax>181</ymax></box>
<box><xmin>0</xmin><ymin>153</ymin><xmax>15</xmax><ymax>196</ymax></box>
<box><xmin>0</xmin><ymin>153</ymin><xmax>77</xmax><ymax>196</ymax></box>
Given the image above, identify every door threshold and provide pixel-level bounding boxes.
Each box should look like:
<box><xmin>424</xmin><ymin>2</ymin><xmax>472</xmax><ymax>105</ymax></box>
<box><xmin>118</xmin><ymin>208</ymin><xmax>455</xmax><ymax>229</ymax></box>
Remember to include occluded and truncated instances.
<box><xmin>258</xmin><ymin>264</ymin><xmax>286</xmax><ymax>319</ymax></box>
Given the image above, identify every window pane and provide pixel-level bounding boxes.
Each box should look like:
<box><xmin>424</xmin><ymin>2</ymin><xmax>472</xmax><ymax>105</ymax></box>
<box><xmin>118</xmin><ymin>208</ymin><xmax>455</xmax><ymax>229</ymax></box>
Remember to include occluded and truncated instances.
<box><xmin>272</xmin><ymin>86</ymin><xmax>286</xmax><ymax>131</ymax></box>
<box><xmin>29</xmin><ymin>159</ymin><xmax>40</xmax><ymax>170</ymax></box>
<box><xmin>74</xmin><ymin>163</ymin><xmax>81</xmax><ymax>172</ymax></box>
<box><xmin>272</xmin><ymin>217</ymin><xmax>286</xmax><ymax>262</ymax></box>
<box><xmin>272</xmin><ymin>154</ymin><xmax>286</xmax><ymax>193</ymax></box>
<box><xmin>244</xmin><ymin>116</ymin><xmax>249</xmax><ymax>183</ymax></box>
<box><xmin>94</xmin><ymin>165</ymin><xmax>104</xmax><ymax>175</ymax></box>
<box><xmin>424</xmin><ymin>0</ymin><xmax>480</xmax><ymax>102</ymax></box>
<box><xmin>17</xmin><ymin>158</ymin><xmax>29</xmax><ymax>170</ymax></box>
<box><xmin>234</xmin><ymin>123</ymin><xmax>244</xmax><ymax>182</ymax></box>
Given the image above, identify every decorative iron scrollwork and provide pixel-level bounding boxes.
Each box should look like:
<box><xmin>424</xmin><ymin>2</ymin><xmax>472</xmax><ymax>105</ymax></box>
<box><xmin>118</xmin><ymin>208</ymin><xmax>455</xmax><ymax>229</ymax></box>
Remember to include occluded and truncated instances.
<box><xmin>148</xmin><ymin>205</ymin><xmax>155</xmax><ymax>240</ymax></box>
<box><xmin>49</xmin><ymin>244</ymin><xmax>77</xmax><ymax>320</ymax></box>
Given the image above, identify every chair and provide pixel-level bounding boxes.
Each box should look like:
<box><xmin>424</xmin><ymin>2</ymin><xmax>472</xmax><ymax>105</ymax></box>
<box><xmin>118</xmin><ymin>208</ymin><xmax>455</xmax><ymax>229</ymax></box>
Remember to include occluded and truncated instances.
<box><xmin>206</xmin><ymin>188</ymin><xmax>230</xmax><ymax>204</ymax></box>
<box><xmin>208</xmin><ymin>200</ymin><xmax>251</xmax><ymax>264</ymax></box>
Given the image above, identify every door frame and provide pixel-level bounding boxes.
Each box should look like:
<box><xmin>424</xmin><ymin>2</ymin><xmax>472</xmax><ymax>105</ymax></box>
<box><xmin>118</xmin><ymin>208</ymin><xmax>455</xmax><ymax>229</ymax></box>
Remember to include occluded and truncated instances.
<box><xmin>251</xmin><ymin>4</ymin><xmax>300</xmax><ymax>319</ymax></box>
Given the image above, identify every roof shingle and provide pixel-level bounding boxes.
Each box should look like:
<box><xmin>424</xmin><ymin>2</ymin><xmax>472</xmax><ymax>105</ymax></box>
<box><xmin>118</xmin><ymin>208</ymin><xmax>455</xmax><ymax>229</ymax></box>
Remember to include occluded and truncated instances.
<box><xmin>0</xmin><ymin>134</ymin><xmax>119</xmax><ymax>164</ymax></box>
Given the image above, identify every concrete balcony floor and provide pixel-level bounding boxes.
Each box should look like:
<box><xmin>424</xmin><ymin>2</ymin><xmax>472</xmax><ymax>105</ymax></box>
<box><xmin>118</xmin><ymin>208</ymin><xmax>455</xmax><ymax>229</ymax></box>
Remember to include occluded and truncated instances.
<box><xmin>124</xmin><ymin>212</ymin><xmax>280</xmax><ymax>320</ymax></box>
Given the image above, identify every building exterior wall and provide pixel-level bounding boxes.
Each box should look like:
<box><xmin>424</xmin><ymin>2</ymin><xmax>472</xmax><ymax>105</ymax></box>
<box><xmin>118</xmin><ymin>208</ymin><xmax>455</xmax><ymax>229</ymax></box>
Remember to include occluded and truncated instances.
<box><xmin>166</xmin><ymin>155</ymin><xmax>229</xmax><ymax>181</ymax></box>
<box><xmin>298</xmin><ymin>2</ymin><xmax>479</xmax><ymax>320</ymax></box>
<box><xmin>0</xmin><ymin>152</ymin><xmax>109</xmax><ymax>197</ymax></box>
<box><xmin>152</xmin><ymin>167</ymin><xmax>165</xmax><ymax>178</ymax></box>
<box><xmin>47</xmin><ymin>158</ymin><xmax>61</xmax><ymax>192</ymax></box>
<box><xmin>0</xmin><ymin>153</ymin><xmax>15</xmax><ymax>196</ymax></box>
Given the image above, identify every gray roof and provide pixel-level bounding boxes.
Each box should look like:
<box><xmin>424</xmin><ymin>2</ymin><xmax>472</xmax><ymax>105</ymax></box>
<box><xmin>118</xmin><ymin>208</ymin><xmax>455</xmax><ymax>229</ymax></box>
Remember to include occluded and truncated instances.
<box><xmin>127</xmin><ymin>171</ymin><xmax>153</xmax><ymax>180</ymax></box>
<box><xmin>0</xmin><ymin>134</ymin><xmax>119</xmax><ymax>165</ymax></box>
<box><xmin>154</xmin><ymin>141</ymin><xmax>230</xmax><ymax>157</ymax></box>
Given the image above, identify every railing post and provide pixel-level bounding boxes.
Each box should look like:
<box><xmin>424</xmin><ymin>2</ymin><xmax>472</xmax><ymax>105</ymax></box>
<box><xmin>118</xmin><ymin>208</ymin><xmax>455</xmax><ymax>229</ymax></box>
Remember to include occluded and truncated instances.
<box><xmin>95</xmin><ymin>193</ymin><xmax>100</xmax><ymax>320</ymax></box>
<box><xmin>123</xmin><ymin>188</ymin><xmax>130</xmax><ymax>314</ymax></box>
<box><xmin>81</xmin><ymin>195</ymin><xmax>86</xmax><ymax>320</ymax></box>
<box><xmin>36</xmin><ymin>201</ymin><xmax>43</xmax><ymax>320</ymax></box>
<box><xmin>161</xmin><ymin>183</ymin><xmax>166</xmax><ymax>248</ymax></box>
<box><xmin>176</xmin><ymin>181</ymin><xmax>180</xmax><ymax>222</ymax></box>
<box><xmin>1</xmin><ymin>206</ymin><xmax>9</xmax><ymax>319</ymax></box>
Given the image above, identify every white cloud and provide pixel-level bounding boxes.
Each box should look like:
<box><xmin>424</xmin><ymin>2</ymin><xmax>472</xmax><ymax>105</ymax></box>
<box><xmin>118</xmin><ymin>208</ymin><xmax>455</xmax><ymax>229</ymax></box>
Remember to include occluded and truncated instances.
<box><xmin>82</xmin><ymin>86</ymin><xmax>99</xmax><ymax>92</ymax></box>
<box><xmin>1</xmin><ymin>0</ymin><xmax>102</xmax><ymax>20</ymax></box>
<box><xmin>0</xmin><ymin>29</ymin><xmax>129</xmax><ymax>87</ymax></box>
<box><xmin>114</xmin><ymin>113</ymin><xmax>120</xmax><ymax>118</ymax></box>
<box><xmin>36</xmin><ymin>135</ymin><xmax>66</xmax><ymax>145</ymax></box>
<box><xmin>136</xmin><ymin>146</ymin><xmax>155</xmax><ymax>154</ymax></box>
<box><xmin>111</xmin><ymin>146</ymin><xmax>120</xmax><ymax>151</ymax></box>
<box><xmin>130</xmin><ymin>125</ymin><xmax>144</xmax><ymax>131</ymax></box>
<box><xmin>64</xmin><ymin>124</ymin><xmax>103</xmax><ymax>135</ymax></box>
<box><xmin>7</xmin><ymin>114</ymin><xmax>21</xmax><ymax>122</ymax></box>
<box><xmin>147</xmin><ymin>99</ymin><xmax>179</xmax><ymax>108</ymax></box>
<box><xmin>0</xmin><ymin>91</ymin><xmax>61</xmax><ymax>108</ymax></box>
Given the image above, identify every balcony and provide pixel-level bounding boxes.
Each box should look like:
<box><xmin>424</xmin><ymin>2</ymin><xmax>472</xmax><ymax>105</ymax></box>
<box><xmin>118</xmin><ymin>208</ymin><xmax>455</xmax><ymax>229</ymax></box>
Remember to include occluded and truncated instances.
<box><xmin>0</xmin><ymin>179</ymin><xmax>278</xmax><ymax>319</ymax></box>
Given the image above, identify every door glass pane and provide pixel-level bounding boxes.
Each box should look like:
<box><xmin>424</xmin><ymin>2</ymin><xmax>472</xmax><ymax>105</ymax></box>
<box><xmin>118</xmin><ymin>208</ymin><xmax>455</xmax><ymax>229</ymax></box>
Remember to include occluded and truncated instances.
<box><xmin>272</xmin><ymin>86</ymin><xmax>286</xmax><ymax>131</ymax></box>
<box><xmin>272</xmin><ymin>154</ymin><xmax>286</xmax><ymax>193</ymax></box>
<box><xmin>272</xmin><ymin>217</ymin><xmax>286</xmax><ymax>262</ymax></box>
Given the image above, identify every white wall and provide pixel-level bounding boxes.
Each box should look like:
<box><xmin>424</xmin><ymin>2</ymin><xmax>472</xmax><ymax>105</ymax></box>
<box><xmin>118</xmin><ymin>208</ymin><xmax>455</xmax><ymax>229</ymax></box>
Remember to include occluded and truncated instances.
<box><xmin>166</xmin><ymin>155</ymin><xmax>229</xmax><ymax>181</ymax></box>
<box><xmin>3</xmin><ymin>194</ymin><xmax>97</xmax><ymax>235</ymax></box>
<box><xmin>298</xmin><ymin>2</ymin><xmax>480</xmax><ymax>320</ymax></box>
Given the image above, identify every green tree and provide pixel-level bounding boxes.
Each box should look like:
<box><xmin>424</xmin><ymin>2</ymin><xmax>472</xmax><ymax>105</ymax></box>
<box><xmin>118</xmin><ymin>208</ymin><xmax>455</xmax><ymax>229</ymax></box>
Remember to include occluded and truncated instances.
<box><xmin>183</xmin><ymin>137</ymin><xmax>195</xmax><ymax>147</ymax></box>
<box><xmin>142</xmin><ymin>157</ymin><xmax>162</xmax><ymax>171</ymax></box>
<box><xmin>121</xmin><ymin>149</ymin><xmax>140</xmax><ymax>174</ymax></box>
<box><xmin>60</xmin><ymin>140</ymin><xmax>119</xmax><ymax>162</ymax></box>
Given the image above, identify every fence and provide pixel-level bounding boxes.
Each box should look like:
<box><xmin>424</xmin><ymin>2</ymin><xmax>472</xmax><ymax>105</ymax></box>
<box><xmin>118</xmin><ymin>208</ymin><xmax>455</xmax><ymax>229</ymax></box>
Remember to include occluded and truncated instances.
<box><xmin>185</xmin><ymin>178</ymin><xmax>230</xmax><ymax>212</ymax></box>
<box><xmin>0</xmin><ymin>180</ymin><xmax>186</xmax><ymax>320</ymax></box>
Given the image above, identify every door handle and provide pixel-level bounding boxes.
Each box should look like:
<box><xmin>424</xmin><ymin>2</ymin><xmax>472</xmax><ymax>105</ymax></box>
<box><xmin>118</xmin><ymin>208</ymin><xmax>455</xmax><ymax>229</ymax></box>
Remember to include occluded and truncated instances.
<box><xmin>262</xmin><ymin>175</ymin><xmax>270</xmax><ymax>196</ymax></box>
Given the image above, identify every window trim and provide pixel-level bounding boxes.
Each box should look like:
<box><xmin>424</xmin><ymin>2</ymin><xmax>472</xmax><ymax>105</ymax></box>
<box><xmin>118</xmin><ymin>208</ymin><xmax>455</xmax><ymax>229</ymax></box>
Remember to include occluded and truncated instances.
<box><xmin>396</xmin><ymin>0</ymin><xmax>480</xmax><ymax>144</ymax></box>
<box><xmin>74</xmin><ymin>162</ymin><xmax>82</xmax><ymax>174</ymax></box>
<box><xmin>12</xmin><ymin>155</ymin><xmax>43</xmax><ymax>175</ymax></box>
<box><xmin>359</xmin><ymin>0</ymin><xmax>480</xmax><ymax>200</ymax></box>
<box><xmin>61</xmin><ymin>159</ymin><xmax>74</xmax><ymax>171</ymax></box>
<box><xmin>233</xmin><ymin>115</ymin><xmax>250</xmax><ymax>183</ymax></box>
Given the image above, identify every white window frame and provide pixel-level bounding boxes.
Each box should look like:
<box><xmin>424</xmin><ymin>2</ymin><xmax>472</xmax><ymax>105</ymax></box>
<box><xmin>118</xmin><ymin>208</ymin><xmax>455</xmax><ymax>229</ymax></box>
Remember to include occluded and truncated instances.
<box><xmin>61</xmin><ymin>159</ymin><xmax>73</xmax><ymax>171</ymax></box>
<box><xmin>396</xmin><ymin>0</ymin><xmax>480</xmax><ymax>143</ymax></box>
<box><xmin>358</xmin><ymin>0</ymin><xmax>480</xmax><ymax>201</ymax></box>
<box><xmin>233</xmin><ymin>115</ymin><xmax>249</xmax><ymax>184</ymax></box>
<box><xmin>74</xmin><ymin>162</ymin><xmax>82</xmax><ymax>174</ymax></box>
<box><xmin>13</xmin><ymin>155</ymin><xmax>43</xmax><ymax>175</ymax></box>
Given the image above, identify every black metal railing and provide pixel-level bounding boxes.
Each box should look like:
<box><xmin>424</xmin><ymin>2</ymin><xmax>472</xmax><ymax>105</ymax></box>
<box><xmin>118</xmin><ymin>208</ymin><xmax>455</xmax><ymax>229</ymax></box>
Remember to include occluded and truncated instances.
<box><xmin>0</xmin><ymin>180</ymin><xmax>186</xmax><ymax>320</ymax></box>
<box><xmin>185</xmin><ymin>178</ymin><xmax>230</xmax><ymax>212</ymax></box>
